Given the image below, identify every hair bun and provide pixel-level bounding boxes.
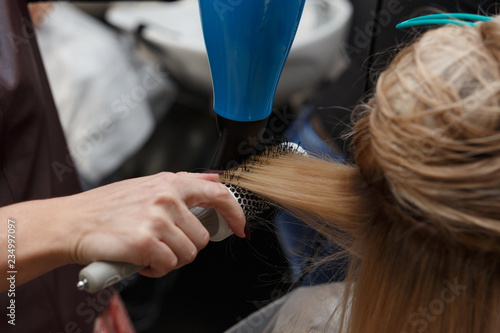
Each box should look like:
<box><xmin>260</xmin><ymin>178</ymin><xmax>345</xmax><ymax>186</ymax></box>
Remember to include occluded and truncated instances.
<box><xmin>352</xmin><ymin>20</ymin><xmax>500</xmax><ymax>252</ymax></box>
<box><xmin>480</xmin><ymin>17</ymin><xmax>500</xmax><ymax>63</ymax></box>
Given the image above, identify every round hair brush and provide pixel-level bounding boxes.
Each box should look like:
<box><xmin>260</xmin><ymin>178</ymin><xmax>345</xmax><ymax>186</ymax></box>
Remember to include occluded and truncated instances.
<box><xmin>76</xmin><ymin>185</ymin><xmax>270</xmax><ymax>293</ymax></box>
<box><xmin>77</xmin><ymin>142</ymin><xmax>305</xmax><ymax>293</ymax></box>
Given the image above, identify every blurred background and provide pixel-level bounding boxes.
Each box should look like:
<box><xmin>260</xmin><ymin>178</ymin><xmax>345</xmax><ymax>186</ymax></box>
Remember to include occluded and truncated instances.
<box><xmin>30</xmin><ymin>0</ymin><xmax>498</xmax><ymax>332</ymax></box>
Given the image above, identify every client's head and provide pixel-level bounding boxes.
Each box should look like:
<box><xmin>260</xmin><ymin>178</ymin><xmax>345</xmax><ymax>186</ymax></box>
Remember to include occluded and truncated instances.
<box><xmin>354</xmin><ymin>18</ymin><xmax>500</xmax><ymax>252</ymax></box>
<box><xmin>222</xmin><ymin>16</ymin><xmax>500</xmax><ymax>333</ymax></box>
<box><xmin>346</xmin><ymin>18</ymin><xmax>500</xmax><ymax>333</ymax></box>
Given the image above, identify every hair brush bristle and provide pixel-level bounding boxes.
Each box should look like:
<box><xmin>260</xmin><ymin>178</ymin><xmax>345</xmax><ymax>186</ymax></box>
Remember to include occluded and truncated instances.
<box><xmin>222</xmin><ymin>141</ymin><xmax>306</xmax><ymax>181</ymax></box>
<box><xmin>224</xmin><ymin>184</ymin><xmax>278</xmax><ymax>223</ymax></box>
<box><xmin>222</xmin><ymin>142</ymin><xmax>307</xmax><ymax>223</ymax></box>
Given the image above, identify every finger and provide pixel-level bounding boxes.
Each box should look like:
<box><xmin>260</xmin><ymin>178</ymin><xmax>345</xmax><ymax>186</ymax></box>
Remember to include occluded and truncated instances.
<box><xmin>170</xmin><ymin>204</ymin><xmax>211</xmax><ymax>252</ymax></box>
<box><xmin>176</xmin><ymin>171</ymin><xmax>220</xmax><ymax>182</ymax></box>
<box><xmin>120</xmin><ymin>172</ymin><xmax>215</xmax><ymax>190</ymax></box>
<box><xmin>160</xmin><ymin>229</ymin><xmax>198</xmax><ymax>269</ymax></box>
<box><xmin>176</xmin><ymin>179</ymin><xmax>246</xmax><ymax>238</ymax></box>
<box><xmin>139</xmin><ymin>240</ymin><xmax>178</xmax><ymax>278</ymax></box>
<box><xmin>157</xmin><ymin>207</ymin><xmax>207</xmax><ymax>267</ymax></box>
<box><xmin>154</xmin><ymin>173</ymin><xmax>246</xmax><ymax>238</ymax></box>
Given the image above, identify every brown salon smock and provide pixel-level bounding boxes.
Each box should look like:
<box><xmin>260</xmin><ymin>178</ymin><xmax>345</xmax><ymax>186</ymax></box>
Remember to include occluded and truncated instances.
<box><xmin>0</xmin><ymin>1</ymin><xmax>106</xmax><ymax>332</ymax></box>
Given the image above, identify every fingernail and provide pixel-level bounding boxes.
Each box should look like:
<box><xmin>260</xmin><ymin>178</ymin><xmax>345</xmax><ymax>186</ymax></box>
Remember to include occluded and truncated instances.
<box><xmin>202</xmin><ymin>170</ymin><xmax>224</xmax><ymax>175</ymax></box>
<box><xmin>244</xmin><ymin>222</ymin><xmax>251</xmax><ymax>240</ymax></box>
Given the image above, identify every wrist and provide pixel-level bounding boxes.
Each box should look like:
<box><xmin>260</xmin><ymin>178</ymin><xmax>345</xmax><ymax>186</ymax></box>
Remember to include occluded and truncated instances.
<box><xmin>13</xmin><ymin>198</ymin><xmax>74</xmax><ymax>273</ymax></box>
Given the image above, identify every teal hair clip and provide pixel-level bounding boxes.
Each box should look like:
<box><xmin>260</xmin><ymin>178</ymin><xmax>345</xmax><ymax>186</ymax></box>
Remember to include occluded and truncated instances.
<box><xmin>396</xmin><ymin>13</ymin><xmax>493</xmax><ymax>29</ymax></box>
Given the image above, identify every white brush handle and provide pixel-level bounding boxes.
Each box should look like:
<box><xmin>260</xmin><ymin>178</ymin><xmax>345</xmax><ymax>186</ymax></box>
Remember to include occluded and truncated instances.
<box><xmin>77</xmin><ymin>201</ymin><xmax>234</xmax><ymax>293</ymax></box>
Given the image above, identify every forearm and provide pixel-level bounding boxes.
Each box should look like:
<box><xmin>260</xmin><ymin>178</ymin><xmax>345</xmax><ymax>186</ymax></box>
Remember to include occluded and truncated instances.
<box><xmin>0</xmin><ymin>172</ymin><xmax>246</xmax><ymax>292</ymax></box>
<box><xmin>0</xmin><ymin>198</ymin><xmax>70</xmax><ymax>291</ymax></box>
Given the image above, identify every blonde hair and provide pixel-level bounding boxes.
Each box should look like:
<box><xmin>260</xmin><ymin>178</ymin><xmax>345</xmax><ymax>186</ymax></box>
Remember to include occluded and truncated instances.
<box><xmin>221</xmin><ymin>18</ymin><xmax>500</xmax><ymax>333</ymax></box>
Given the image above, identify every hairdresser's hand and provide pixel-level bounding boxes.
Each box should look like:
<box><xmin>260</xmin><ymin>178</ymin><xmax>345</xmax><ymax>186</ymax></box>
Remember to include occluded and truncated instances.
<box><xmin>62</xmin><ymin>172</ymin><xmax>246</xmax><ymax>278</ymax></box>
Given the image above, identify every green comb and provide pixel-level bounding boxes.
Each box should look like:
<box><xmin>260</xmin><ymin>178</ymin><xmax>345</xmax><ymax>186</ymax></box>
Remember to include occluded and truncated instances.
<box><xmin>397</xmin><ymin>13</ymin><xmax>493</xmax><ymax>29</ymax></box>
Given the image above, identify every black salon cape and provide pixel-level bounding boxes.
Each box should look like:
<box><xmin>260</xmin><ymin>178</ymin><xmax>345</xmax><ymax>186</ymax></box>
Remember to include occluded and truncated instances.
<box><xmin>0</xmin><ymin>1</ymin><xmax>104</xmax><ymax>332</ymax></box>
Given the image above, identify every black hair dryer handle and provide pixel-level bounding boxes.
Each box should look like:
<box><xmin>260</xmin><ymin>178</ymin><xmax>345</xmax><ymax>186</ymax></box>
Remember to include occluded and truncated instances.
<box><xmin>210</xmin><ymin>115</ymin><xmax>269</xmax><ymax>170</ymax></box>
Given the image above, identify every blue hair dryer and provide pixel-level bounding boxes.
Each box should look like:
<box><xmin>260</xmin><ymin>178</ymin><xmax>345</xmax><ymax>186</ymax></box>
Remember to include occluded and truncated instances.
<box><xmin>199</xmin><ymin>0</ymin><xmax>305</xmax><ymax>169</ymax></box>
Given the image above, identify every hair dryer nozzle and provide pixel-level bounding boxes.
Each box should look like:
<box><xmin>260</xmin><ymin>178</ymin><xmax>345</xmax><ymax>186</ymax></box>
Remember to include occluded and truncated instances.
<box><xmin>210</xmin><ymin>114</ymin><xmax>269</xmax><ymax>170</ymax></box>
